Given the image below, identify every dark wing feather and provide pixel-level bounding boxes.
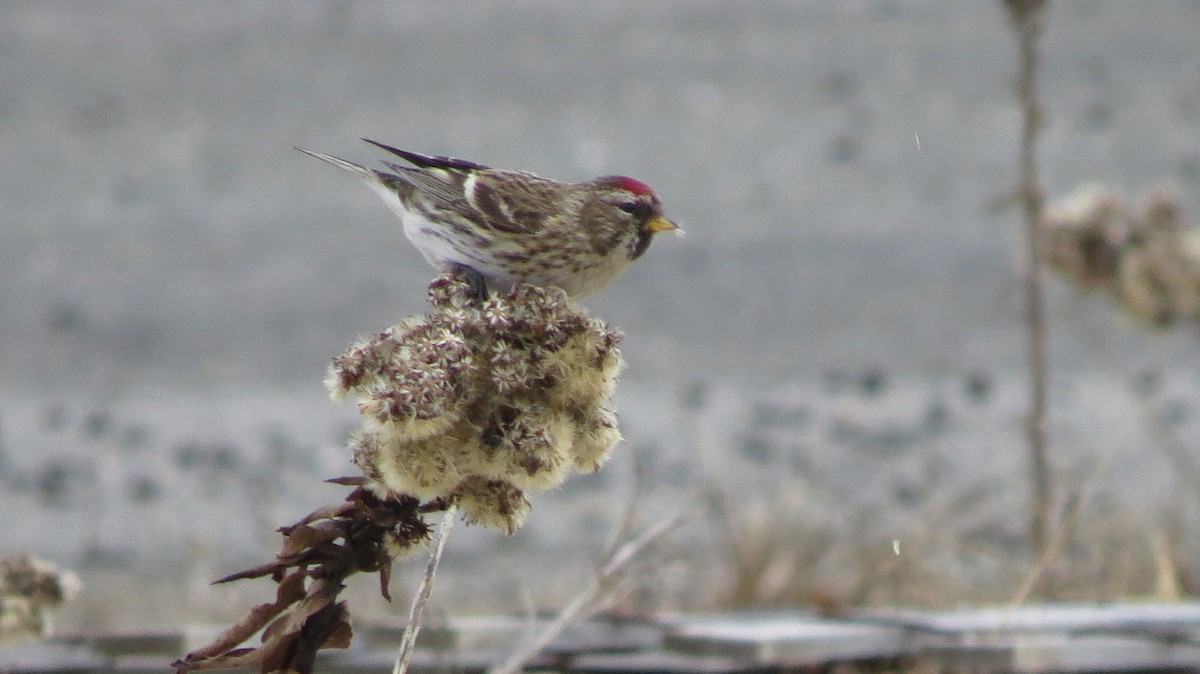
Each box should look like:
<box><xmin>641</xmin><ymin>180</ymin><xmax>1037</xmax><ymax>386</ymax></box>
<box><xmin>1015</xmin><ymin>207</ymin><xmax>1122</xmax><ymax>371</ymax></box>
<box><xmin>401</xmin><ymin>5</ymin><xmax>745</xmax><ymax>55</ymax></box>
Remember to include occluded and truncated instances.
<box><xmin>361</xmin><ymin>138</ymin><xmax>491</xmax><ymax>171</ymax></box>
<box><xmin>469</xmin><ymin>171</ymin><xmax>561</xmax><ymax>235</ymax></box>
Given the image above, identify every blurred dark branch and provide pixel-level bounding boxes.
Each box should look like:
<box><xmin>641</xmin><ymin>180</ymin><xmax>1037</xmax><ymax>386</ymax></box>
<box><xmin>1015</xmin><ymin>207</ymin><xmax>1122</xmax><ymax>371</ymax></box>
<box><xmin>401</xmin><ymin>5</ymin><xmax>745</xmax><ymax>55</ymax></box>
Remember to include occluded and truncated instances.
<box><xmin>1003</xmin><ymin>0</ymin><xmax>1053</xmax><ymax>556</ymax></box>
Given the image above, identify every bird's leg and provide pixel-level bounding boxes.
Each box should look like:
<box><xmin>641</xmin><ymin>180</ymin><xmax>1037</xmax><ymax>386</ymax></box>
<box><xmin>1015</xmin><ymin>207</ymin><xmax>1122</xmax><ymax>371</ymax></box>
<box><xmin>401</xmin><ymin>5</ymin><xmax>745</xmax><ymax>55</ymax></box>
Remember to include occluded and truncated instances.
<box><xmin>447</xmin><ymin>263</ymin><xmax>489</xmax><ymax>305</ymax></box>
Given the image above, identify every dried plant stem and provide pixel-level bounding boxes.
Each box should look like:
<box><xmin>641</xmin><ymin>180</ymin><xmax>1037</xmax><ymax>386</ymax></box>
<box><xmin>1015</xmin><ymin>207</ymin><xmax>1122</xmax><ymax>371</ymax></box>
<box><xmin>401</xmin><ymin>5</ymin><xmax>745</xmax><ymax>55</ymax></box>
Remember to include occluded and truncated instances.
<box><xmin>488</xmin><ymin>509</ymin><xmax>684</xmax><ymax>674</ymax></box>
<box><xmin>1005</xmin><ymin>0</ymin><xmax>1053</xmax><ymax>554</ymax></box>
<box><xmin>1009</xmin><ymin>471</ymin><xmax>1093</xmax><ymax>606</ymax></box>
<box><xmin>393</xmin><ymin>507</ymin><xmax>456</xmax><ymax>674</ymax></box>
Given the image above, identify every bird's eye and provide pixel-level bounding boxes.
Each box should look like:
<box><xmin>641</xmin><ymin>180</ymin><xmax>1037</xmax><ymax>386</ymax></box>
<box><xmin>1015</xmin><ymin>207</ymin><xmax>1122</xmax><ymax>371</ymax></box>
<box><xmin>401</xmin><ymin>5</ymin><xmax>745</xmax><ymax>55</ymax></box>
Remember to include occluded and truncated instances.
<box><xmin>616</xmin><ymin>202</ymin><xmax>641</xmax><ymax>215</ymax></box>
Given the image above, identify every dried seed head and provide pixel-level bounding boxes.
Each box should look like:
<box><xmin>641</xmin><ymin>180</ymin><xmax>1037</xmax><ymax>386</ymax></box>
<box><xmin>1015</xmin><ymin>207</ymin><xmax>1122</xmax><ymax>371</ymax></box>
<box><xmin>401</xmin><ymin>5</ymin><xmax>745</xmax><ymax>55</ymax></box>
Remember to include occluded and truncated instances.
<box><xmin>1043</xmin><ymin>186</ymin><xmax>1200</xmax><ymax>329</ymax></box>
<box><xmin>0</xmin><ymin>554</ymin><xmax>81</xmax><ymax>643</ymax></box>
<box><xmin>329</xmin><ymin>272</ymin><xmax>625</xmax><ymax>532</ymax></box>
<box><xmin>1042</xmin><ymin>186</ymin><xmax>1123</xmax><ymax>290</ymax></box>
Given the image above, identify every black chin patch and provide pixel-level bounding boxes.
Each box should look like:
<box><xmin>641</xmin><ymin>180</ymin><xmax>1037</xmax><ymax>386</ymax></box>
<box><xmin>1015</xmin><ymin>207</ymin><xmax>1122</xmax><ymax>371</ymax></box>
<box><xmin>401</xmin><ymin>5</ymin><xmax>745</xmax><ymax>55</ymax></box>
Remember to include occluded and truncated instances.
<box><xmin>630</xmin><ymin>228</ymin><xmax>654</xmax><ymax>260</ymax></box>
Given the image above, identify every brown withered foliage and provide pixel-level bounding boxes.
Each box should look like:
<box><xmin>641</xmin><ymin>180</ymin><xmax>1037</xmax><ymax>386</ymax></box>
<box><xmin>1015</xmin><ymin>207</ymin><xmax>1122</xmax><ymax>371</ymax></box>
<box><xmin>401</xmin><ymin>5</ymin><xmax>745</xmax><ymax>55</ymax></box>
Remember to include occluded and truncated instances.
<box><xmin>173</xmin><ymin>481</ymin><xmax>439</xmax><ymax>674</ymax></box>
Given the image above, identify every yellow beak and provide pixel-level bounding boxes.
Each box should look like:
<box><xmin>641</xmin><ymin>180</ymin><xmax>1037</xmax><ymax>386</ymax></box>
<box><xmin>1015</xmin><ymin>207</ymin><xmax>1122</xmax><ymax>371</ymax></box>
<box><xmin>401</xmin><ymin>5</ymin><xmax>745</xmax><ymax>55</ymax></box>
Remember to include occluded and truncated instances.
<box><xmin>646</xmin><ymin>215</ymin><xmax>679</xmax><ymax>233</ymax></box>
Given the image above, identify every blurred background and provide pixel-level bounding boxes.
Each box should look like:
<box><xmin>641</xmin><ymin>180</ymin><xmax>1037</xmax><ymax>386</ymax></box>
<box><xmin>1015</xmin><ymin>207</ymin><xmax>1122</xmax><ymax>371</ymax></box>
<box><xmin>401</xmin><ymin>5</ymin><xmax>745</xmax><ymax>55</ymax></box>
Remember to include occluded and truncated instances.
<box><xmin>4</xmin><ymin>1</ymin><xmax>1200</xmax><ymax>630</ymax></box>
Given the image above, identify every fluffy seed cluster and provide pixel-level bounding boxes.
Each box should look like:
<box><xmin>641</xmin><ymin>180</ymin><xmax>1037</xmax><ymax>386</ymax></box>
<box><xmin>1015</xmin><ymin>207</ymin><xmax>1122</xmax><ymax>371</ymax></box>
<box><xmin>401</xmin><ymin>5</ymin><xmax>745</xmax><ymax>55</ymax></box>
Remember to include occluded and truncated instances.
<box><xmin>0</xmin><ymin>555</ymin><xmax>80</xmax><ymax>644</ymax></box>
<box><xmin>328</xmin><ymin>273</ymin><xmax>624</xmax><ymax>534</ymax></box>
<box><xmin>1043</xmin><ymin>185</ymin><xmax>1200</xmax><ymax>327</ymax></box>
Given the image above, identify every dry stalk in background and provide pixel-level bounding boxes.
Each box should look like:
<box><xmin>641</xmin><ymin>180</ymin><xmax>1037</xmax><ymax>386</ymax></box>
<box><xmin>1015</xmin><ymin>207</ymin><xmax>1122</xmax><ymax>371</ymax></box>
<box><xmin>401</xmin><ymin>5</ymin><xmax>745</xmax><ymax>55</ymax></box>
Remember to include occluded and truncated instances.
<box><xmin>1009</xmin><ymin>475</ymin><xmax>1094</xmax><ymax>605</ymax></box>
<box><xmin>1002</xmin><ymin>0</ymin><xmax>1053</xmax><ymax>555</ymax></box>
<box><xmin>174</xmin><ymin>273</ymin><xmax>628</xmax><ymax>674</ymax></box>
<box><xmin>488</xmin><ymin>508</ymin><xmax>685</xmax><ymax>674</ymax></box>
<box><xmin>487</xmin><ymin>449</ymin><xmax>682</xmax><ymax>674</ymax></box>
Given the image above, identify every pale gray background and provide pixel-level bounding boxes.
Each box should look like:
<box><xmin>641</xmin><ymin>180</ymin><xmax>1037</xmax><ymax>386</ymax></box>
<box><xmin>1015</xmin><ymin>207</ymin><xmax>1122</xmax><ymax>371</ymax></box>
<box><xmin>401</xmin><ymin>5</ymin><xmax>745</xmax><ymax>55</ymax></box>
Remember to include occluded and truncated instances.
<box><xmin>3</xmin><ymin>1</ymin><xmax>1200</xmax><ymax>621</ymax></box>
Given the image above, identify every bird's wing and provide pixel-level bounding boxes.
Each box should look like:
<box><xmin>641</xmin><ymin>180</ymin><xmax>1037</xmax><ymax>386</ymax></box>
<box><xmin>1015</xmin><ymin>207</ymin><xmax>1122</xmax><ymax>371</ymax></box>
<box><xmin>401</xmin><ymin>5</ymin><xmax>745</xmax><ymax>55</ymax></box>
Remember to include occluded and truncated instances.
<box><xmin>360</xmin><ymin>139</ymin><xmax>487</xmax><ymax>208</ymax></box>
<box><xmin>362</xmin><ymin>138</ymin><xmax>491</xmax><ymax>171</ymax></box>
<box><xmin>346</xmin><ymin>139</ymin><xmax>558</xmax><ymax>236</ymax></box>
<box><xmin>465</xmin><ymin>171</ymin><xmax>560</xmax><ymax>235</ymax></box>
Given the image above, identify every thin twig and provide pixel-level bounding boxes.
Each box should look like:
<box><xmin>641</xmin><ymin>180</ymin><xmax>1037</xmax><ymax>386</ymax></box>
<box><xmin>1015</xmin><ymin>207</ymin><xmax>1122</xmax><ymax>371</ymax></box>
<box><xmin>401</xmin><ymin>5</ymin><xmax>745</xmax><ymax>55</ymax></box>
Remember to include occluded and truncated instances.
<box><xmin>1008</xmin><ymin>489</ymin><xmax>1077</xmax><ymax>605</ymax></box>
<box><xmin>488</xmin><ymin>509</ymin><xmax>685</xmax><ymax>674</ymax></box>
<box><xmin>393</xmin><ymin>506</ymin><xmax>456</xmax><ymax>674</ymax></box>
<box><xmin>1009</xmin><ymin>459</ymin><xmax>1104</xmax><ymax>606</ymax></box>
<box><xmin>599</xmin><ymin>447</ymin><xmax>647</xmax><ymax>561</ymax></box>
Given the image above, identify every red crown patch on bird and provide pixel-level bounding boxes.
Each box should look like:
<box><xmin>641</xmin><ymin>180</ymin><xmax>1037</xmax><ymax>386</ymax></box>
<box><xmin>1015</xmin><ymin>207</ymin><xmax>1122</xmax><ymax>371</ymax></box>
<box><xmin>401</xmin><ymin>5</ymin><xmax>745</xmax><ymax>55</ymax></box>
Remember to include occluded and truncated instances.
<box><xmin>608</xmin><ymin>176</ymin><xmax>657</xmax><ymax>198</ymax></box>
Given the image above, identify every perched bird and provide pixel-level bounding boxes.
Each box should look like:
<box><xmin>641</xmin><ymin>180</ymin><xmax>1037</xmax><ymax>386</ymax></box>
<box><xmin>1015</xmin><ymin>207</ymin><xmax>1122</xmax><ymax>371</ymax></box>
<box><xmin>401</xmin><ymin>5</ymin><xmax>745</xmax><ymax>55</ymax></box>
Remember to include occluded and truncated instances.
<box><xmin>297</xmin><ymin>139</ymin><xmax>679</xmax><ymax>299</ymax></box>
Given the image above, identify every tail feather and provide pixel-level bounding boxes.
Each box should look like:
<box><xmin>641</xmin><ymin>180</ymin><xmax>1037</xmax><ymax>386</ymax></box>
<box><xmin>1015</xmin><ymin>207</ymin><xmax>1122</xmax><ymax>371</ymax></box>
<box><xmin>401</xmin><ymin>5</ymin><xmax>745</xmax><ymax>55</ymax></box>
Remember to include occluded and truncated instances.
<box><xmin>298</xmin><ymin>142</ymin><xmax>475</xmax><ymax>208</ymax></box>
<box><xmin>294</xmin><ymin>146</ymin><xmax>382</xmax><ymax>182</ymax></box>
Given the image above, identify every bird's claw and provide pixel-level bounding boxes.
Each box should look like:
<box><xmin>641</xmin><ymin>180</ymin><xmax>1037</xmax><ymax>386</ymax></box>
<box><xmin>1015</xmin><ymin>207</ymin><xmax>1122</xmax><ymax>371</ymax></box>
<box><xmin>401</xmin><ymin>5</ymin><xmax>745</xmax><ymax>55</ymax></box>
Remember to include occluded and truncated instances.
<box><xmin>448</xmin><ymin>264</ymin><xmax>490</xmax><ymax>305</ymax></box>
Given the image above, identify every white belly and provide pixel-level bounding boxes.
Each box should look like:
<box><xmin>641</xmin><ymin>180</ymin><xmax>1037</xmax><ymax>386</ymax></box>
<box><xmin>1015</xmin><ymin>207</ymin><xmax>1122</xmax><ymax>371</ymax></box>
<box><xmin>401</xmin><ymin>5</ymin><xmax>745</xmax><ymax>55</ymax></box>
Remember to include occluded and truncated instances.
<box><xmin>368</xmin><ymin>181</ymin><xmax>516</xmax><ymax>285</ymax></box>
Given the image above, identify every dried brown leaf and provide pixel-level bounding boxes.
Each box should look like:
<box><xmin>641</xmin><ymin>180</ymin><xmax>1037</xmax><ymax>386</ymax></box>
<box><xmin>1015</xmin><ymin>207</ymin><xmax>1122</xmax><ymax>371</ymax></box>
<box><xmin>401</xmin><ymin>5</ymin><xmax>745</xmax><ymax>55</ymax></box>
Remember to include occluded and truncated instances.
<box><xmin>173</xmin><ymin>647</ymin><xmax>260</xmax><ymax>673</ymax></box>
<box><xmin>261</xmin><ymin>579</ymin><xmax>341</xmax><ymax>646</ymax></box>
<box><xmin>378</xmin><ymin>555</ymin><xmax>393</xmax><ymax>602</ymax></box>
<box><xmin>325</xmin><ymin>620</ymin><xmax>353</xmax><ymax>649</ymax></box>
<box><xmin>261</xmin><ymin>601</ymin><xmax>349</xmax><ymax>674</ymax></box>
<box><xmin>258</xmin><ymin>631</ymin><xmax>297</xmax><ymax>674</ymax></box>
<box><xmin>177</xmin><ymin>570</ymin><xmax>307</xmax><ymax>666</ymax></box>
<box><xmin>215</xmin><ymin>562</ymin><xmax>285</xmax><ymax>585</ymax></box>
<box><xmin>280</xmin><ymin>502</ymin><xmax>358</xmax><ymax>533</ymax></box>
<box><xmin>279</xmin><ymin>520</ymin><xmax>344</xmax><ymax>557</ymax></box>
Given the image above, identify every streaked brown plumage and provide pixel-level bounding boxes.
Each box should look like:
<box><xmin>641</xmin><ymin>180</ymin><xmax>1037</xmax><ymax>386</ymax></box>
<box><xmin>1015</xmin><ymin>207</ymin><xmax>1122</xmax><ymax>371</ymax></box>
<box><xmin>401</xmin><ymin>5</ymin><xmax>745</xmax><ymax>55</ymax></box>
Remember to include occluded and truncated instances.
<box><xmin>297</xmin><ymin>139</ymin><xmax>678</xmax><ymax>298</ymax></box>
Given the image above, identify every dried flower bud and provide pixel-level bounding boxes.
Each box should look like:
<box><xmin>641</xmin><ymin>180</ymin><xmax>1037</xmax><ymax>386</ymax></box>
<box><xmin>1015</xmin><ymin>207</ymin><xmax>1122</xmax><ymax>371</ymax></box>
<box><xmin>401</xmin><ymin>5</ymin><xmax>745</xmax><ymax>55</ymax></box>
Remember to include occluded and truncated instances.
<box><xmin>572</xmin><ymin>406</ymin><xmax>623</xmax><ymax>472</ymax></box>
<box><xmin>381</xmin><ymin>530</ymin><xmax>423</xmax><ymax>560</ymax></box>
<box><xmin>426</xmin><ymin>274</ymin><xmax>477</xmax><ymax>310</ymax></box>
<box><xmin>452</xmin><ymin>477</ymin><xmax>530</xmax><ymax>535</ymax></box>
<box><xmin>475</xmin><ymin>407</ymin><xmax>574</xmax><ymax>491</ymax></box>
<box><xmin>352</xmin><ymin>430</ymin><xmax>462</xmax><ymax>502</ymax></box>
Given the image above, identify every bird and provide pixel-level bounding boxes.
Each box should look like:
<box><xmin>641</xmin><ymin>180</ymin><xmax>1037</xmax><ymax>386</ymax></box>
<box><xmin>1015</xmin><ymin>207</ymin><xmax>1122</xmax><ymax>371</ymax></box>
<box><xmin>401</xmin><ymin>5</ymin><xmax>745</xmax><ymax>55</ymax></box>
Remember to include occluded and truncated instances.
<box><xmin>296</xmin><ymin>139</ymin><xmax>679</xmax><ymax>299</ymax></box>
